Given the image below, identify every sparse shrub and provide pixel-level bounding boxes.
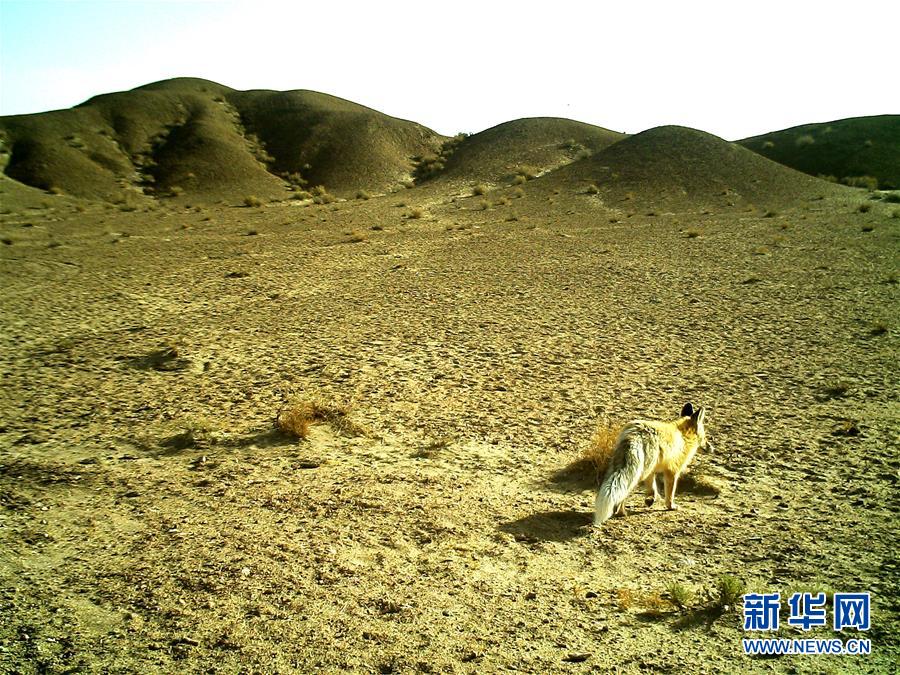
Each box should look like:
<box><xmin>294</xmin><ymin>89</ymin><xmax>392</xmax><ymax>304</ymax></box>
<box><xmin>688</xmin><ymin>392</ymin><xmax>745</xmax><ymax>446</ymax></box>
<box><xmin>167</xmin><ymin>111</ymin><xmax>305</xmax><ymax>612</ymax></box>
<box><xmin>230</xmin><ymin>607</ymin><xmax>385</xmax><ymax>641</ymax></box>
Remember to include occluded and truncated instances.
<box><xmin>586</xmin><ymin>184</ymin><xmax>600</xmax><ymax>195</ymax></box>
<box><xmin>412</xmin><ymin>133</ymin><xmax>466</xmax><ymax>183</ymax></box>
<box><xmin>870</xmin><ymin>322</ymin><xmax>888</xmax><ymax>336</ymax></box>
<box><xmin>495</xmin><ymin>196</ymin><xmax>510</xmax><ymax>206</ymax></box>
<box><xmin>615</xmin><ymin>588</ymin><xmax>634</xmax><ymax>611</ymax></box>
<box><xmin>842</xmin><ymin>176</ymin><xmax>878</xmax><ymax>191</ymax></box>
<box><xmin>477</xmin><ymin>200</ymin><xmax>490</xmax><ymax>211</ymax></box>
<box><xmin>347</xmin><ymin>230</ymin><xmax>367</xmax><ymax>243</ymax></box>
<box><xmin>472</xmin><ymin>184</ymin><xmax>488</xmax><ymax>196</ymax></box>
<box><xmin>685</xmin><ymin>229</ymin><xmax>701</xmax><ymax>238</ymax></box>
<box><xmin>513</xmin><ymin>187</ymin><xmax>525</xmax><ymax>199</ymax></box>
<box><xmin>893</xmin><ymin>209</ymin><xmax>900</xmax><ymax>219</ymax></box>
<box><xmin>883</xmin><ymin>192</ymin><xmax>900</xmax><ymax>203</ymax></box>
<box><xmin>47</xmin><ymin>186</ymin><xmax>63</xmax><ymax>195</ymax></box>
<box><xmin>821</xmin><ymin>381</ymin><xmax>850</xmax><ymax>399</ymax></box>
<box><xmin>243</xmin><ymin>195</ymin><xmax>263</xmax><ymax>208</ymax></box>
<box><xmin>857</xmin><ymin>203</ymin><xmax>871</xmax><ymax>213</ymax></box>
<box><xmin>861</xmin><ymin>225</ymin><xmax>874</xmax><ymax>232</ymax></box>
<box><xmin>817</xmin><ymin>174</ymin><xmax>838</xmax><ymax>183</ymax></box>
<box><xmin>356</xmin><ymin>190</ymin><xmax>372</xmax><ymax>200</ymax></box>
<box><xmin>714</xmin><ymin>575</ymin><xmax>745</xmax><ymax>610</ymax></box>
<box><xmin>282</xmin><ymin>171</ymin><xmax>307</xmax><ymax>188</ymax></box>
<box><xmin>514</xmin><ymin>165</ymin><xmax>538</xmax><ymax>180</ymax></box>
<box><xmin>762</xmin><ymin>140</ymin><xmax>775</xmax><ymax>149</ymax></box>
<box><xmin>505</xmin><ymin>214</ymin><xmax>519</xmax><ymax>222</ymax></box>
<box><xmin>512</xmin><ymin>174</ymin><xmax>527</xmax><ymax>186</ymax></box>
<box><xmin>795</xmin><ymin>134</ymin><xmax>815</xmax><ymax>147</ymax></box>
<box><xmin>763</xmin><ymin>210</ymin><xmax>777</xmax><ymax>218</ymax></box>
<box><xmin>311</xmin><ymin>185</ymin><xmax>336</xmax><ymax>204</ymax></box>
<box><xmin>408</xmin><ymin>208</ymin><xmax>425</xmax><ymax>219</ymax></box>
<box><xmin>292</xmin><ymin>190</ymin><xmax>313</xmax><ymax>200</ymax></box>
<box><xmin>666</xmin><ymin>582</ymin><xmax>695</xmax><ymax>612</ymax></box>
<box><xmin>169</xmin><ymin>186</ymin><xmax>184</xmax><ymax>197</ymax></box>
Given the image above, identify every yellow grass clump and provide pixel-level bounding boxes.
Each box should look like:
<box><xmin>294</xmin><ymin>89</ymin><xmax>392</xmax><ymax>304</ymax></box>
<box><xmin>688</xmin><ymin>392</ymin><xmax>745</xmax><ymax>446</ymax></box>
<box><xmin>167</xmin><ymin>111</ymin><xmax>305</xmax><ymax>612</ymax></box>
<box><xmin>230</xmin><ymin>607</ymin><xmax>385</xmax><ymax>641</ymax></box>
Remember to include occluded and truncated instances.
<box><xmin>582</xmin><ymin>420</ymin><xmax>621</xmax><ymax>480</ymax></box>
<box><xmin>276</xmin><ymin>398</ymin><xmax>368</xmax><ymax>439</ymax></box>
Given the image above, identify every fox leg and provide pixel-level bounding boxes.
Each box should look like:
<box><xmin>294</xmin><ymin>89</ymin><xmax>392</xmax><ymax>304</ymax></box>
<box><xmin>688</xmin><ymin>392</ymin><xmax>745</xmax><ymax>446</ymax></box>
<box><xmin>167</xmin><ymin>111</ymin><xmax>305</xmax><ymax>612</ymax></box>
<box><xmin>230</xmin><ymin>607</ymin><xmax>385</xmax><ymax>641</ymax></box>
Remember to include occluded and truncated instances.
<box><xmin>644</xmin><ymin>475</ymin><xmax>658</xmax><ymax>507</ymax></box>
<box><xmin>615</xmin><ymin>501</ymin><xmax>627</xmax><ymax>517</ymax></box>
<box><xmin>664</xmin><ymin>470</ymin><xmax>680</xmax><ymax>510</ymax></box>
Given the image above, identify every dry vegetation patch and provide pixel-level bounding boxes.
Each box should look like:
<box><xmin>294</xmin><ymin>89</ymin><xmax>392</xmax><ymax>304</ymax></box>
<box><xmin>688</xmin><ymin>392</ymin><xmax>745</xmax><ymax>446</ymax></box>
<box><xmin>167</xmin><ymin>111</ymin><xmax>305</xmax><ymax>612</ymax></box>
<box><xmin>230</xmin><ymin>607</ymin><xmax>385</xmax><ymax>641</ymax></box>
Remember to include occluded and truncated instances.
<box><xmin>275</xmin><ymin>397</ymin><xmax>368</xmax><ymax>439</ymax></box>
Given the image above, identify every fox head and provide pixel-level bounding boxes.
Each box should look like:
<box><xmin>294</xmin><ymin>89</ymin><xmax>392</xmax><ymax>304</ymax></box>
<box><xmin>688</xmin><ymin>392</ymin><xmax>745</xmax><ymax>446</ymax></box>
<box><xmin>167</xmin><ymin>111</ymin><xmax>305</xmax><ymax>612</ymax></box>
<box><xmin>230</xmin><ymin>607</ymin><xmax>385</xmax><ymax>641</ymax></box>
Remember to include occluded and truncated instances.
<box><xmin>680</xmin><ymin>403</ymin><xmax>711</xmax><ymax>452</ymax></box>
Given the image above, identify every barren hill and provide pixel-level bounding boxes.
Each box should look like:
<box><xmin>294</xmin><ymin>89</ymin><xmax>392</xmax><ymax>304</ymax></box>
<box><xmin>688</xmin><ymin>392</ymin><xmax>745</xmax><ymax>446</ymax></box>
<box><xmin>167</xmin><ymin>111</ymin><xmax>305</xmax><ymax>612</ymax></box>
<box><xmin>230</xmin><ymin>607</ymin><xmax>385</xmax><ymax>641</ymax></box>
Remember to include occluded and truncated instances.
<box><xmin>541</xmin><ymin>125</ymin><xmax>841</xmax><ymax>208</ymax></box>
<box><xmin>738</xmin><ymin>115</ymin><xmax>900</xmax><ymax>189</ymax></box>
<box><xmin>421</xmin><ymin>118</ymin><xmax>625</xmax><ymax>187</ymax></box>
<box><xmin>0</xmin><ymin>78</ymin><xmax>443</xmax><ymax>202</ymax></box>
<box><xmin>229</xmin><ymin>89</ymin><xmax>442</xmax><ymax>196</ymax></box>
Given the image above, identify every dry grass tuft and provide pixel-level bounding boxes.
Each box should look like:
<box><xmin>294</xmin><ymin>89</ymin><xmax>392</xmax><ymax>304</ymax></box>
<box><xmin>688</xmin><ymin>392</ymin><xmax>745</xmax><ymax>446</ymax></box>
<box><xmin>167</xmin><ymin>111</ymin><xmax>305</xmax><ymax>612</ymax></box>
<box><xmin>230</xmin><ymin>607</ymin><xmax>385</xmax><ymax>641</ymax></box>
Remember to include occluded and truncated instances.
<box><xmin>565</xmin><ymin>420</ymin><xmax>621</xmax><ymax>485</ymax></box>
<box><xmin>276</xmin><ymin>397</ymin><xmax>367</xmax><ymax>439</ymax></box>
<box><xmin>472</xmin><ymin>184</ymin><xmax>488</xmax><ymax>196</ymax></box>
<box><xmin>243</xmin><ymin>195</ymin><xmax>263</xmax><ymax>208</ymax></box>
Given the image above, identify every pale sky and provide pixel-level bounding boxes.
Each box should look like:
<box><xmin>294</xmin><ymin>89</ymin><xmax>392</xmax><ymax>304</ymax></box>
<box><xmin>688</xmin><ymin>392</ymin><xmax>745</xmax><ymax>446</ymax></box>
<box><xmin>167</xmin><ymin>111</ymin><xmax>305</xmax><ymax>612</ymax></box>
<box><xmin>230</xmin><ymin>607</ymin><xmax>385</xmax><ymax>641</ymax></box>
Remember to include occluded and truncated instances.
<box><xmin>1</xmin><ymin>0</ymin><xmax>897</xmax><ymax>140</ymax></box>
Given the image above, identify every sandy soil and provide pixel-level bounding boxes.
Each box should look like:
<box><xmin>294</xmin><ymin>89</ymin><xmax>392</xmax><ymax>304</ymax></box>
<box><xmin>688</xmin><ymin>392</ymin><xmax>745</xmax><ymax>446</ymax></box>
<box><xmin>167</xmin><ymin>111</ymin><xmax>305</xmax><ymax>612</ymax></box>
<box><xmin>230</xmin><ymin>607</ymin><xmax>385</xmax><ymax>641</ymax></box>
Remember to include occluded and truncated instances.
<box><xmin>1</xmin><ymin>184</ymin><xmax>898</xmax><ymax>673</ymax></box>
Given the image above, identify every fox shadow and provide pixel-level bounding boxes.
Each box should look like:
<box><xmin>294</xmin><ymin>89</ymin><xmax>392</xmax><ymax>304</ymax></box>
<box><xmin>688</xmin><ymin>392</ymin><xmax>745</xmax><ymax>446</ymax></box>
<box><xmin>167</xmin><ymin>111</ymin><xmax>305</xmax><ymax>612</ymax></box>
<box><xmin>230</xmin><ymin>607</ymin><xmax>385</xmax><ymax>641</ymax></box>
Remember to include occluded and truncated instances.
<box><xmin>499</xmin><ymin>510</ymin><xmax>593</xmax><ymax>543</ymax></box>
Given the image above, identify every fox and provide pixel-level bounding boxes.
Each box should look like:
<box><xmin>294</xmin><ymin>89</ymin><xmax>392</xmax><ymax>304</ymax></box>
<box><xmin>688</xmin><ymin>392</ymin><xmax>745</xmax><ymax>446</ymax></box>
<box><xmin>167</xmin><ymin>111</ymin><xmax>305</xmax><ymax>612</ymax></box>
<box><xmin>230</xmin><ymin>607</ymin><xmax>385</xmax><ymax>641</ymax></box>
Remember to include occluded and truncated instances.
<box><xmin>594</xmin><ymin>403</ymin><xmax>711</xmax><ymax>527</ymax></box>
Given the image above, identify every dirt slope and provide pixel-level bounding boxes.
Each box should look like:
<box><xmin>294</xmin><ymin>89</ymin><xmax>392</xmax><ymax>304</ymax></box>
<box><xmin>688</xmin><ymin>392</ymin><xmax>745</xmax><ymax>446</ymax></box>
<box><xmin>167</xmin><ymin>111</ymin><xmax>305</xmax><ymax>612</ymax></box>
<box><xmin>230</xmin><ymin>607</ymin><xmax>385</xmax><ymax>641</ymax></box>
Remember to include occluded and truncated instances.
<box><xmin>540</xmin><ymin>125</ymin><xmax>845</xmax><ymax>209</ymax></box>
<box><xmin>228</xmin><ymin>89</ymin><xmax>443</xmax><ymax>197</ymax></box>
<box><xmin>739</xmin><ymin>115</ymin><xmax>900</xmax><ymax>189</ymax></box>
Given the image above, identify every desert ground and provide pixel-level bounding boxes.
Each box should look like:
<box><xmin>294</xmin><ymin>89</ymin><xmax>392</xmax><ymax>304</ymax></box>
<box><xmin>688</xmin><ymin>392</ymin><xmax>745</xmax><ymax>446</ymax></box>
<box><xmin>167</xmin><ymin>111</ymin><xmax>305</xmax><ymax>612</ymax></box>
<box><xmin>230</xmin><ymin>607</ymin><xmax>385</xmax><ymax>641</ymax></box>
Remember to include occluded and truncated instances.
<box><xmin>1</xmin><ymin>171</ymin><xmax>897</xmax><ymax>674</ymax></box>
<box><xmin>0</xmin><ymin>83</ymin><xmax>898</xmax><ymax>672</ymax></box>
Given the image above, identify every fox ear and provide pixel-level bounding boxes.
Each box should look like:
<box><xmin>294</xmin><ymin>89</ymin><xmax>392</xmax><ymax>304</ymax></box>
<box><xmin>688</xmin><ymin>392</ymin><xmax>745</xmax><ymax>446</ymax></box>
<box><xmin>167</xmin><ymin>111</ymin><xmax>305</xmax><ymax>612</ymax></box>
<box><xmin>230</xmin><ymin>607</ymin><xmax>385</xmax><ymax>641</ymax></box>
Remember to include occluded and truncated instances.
<box><xmin>692</xmin><ymin>407</ymin><xmax>706</xmax><ymax>425</ymax></box>
<box><xmin>681</xmin><ymin>403</ymin><xmax>694</xmax><ymax>417</ymax></box>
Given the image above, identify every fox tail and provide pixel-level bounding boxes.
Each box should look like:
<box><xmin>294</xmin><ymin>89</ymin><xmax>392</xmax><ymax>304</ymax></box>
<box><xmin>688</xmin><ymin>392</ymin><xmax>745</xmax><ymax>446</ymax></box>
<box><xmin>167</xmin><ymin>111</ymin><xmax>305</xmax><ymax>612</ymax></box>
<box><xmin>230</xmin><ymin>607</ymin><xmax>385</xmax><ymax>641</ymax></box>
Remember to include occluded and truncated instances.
<box><xmin>594</xmin><ymin>430</ymin><xmax>645</xmax><ymax>526</ymax></box>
